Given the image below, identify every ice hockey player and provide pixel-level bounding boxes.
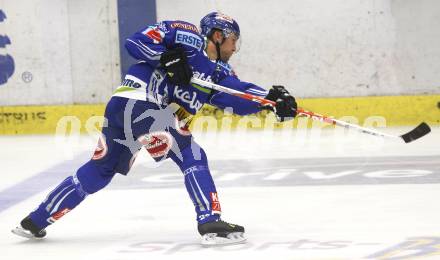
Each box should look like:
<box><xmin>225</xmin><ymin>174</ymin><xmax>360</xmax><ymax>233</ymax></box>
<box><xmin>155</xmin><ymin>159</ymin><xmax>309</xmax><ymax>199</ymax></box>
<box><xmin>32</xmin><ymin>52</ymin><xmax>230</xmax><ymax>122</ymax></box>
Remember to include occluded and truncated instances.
<box><xmin>12</xmin><ymin>12</ymin><xmax>297</xmax><ymax>245</ymax></box>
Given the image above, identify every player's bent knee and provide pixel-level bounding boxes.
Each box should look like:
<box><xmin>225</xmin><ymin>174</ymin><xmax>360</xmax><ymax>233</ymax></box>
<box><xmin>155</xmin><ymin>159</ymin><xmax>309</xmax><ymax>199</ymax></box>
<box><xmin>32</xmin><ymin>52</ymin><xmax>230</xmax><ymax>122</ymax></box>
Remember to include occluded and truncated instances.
<box><xmin>75</xmin><ymin>160</ymin><xmax>114</xmax><ymax>194</ymax></box>
<box><xmin>186</xmin><ymin>144</ymin><xmax>207</xmax><ymax>161</ymax></box>
<box><xmin>174</xmin><ymin>143</ymin><xmax>208</xmax><ymax>171</ymax></box>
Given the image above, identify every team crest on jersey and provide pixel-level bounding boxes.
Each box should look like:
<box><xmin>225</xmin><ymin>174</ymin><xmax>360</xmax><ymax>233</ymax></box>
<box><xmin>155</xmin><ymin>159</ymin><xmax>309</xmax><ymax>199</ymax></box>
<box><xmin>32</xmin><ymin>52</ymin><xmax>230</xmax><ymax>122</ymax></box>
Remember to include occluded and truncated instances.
<box><xmin>175</xmin><ymin>30</ymin><xmax>203</xmax><ymax>50</ymax></box>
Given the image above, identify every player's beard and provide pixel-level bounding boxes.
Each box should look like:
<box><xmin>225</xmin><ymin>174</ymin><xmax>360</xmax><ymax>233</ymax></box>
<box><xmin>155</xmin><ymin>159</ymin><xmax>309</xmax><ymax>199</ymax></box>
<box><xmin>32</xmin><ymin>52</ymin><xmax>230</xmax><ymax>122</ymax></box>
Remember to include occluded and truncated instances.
<box><xmin>220</xmin><ymin>51</ymin><xmax>232</xmax><ymax>62</ymax></box>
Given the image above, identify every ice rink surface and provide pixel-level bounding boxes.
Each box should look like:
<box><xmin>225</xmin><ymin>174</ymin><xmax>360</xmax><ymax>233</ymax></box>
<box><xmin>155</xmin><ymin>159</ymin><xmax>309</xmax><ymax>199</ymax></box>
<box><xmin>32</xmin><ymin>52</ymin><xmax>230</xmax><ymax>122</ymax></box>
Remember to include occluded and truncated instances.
<box><xmin>1</xmin><ymin>126</ymin><xmax>439</xmax><ymax>260</ymax></box>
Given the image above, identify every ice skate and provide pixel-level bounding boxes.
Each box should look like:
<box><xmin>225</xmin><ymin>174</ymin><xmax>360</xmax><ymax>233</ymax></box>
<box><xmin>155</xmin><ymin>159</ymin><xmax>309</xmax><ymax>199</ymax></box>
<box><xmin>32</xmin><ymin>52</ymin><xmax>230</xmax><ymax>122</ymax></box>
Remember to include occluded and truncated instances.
<box><xmin>11</xmin><ymin>216</ymin><xmax>46</xmax><ymax>239</ymax></box>
<box><xmin>198</xmin><ymin>219</ymin><xmax>246</xmax><ymax>246</ymax></box>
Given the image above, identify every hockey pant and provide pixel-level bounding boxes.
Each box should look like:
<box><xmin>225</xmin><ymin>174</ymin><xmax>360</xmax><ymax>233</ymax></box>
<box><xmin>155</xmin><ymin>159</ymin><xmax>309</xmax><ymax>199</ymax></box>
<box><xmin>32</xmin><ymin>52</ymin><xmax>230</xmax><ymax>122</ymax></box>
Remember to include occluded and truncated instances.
<box><xmin>29</xmin><ymin>97</ymin><xmax>221</xmax><ymax>230</ymax></box>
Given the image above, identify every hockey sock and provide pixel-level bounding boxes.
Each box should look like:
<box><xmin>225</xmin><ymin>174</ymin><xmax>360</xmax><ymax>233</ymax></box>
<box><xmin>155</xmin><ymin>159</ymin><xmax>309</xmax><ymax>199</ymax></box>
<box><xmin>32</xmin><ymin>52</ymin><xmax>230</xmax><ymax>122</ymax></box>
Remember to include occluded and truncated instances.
<box><xmin>29</xmin><ymin>175</ymin><xmax>87</xmax><ymax>229</ymax></box>
<box><xmin>183</xmin><ymin>164</ymin><xmax>221</xmax><ymax>224</ymax></box>
<box><xmin>29</xmin><ymin>160</ymin><xmax>114</xmax><ymax>229</ymax></box>
<box><xmin>171</xmin><ymin>142</ymin><xmax>221</xmax><ymax>224</ymax></box>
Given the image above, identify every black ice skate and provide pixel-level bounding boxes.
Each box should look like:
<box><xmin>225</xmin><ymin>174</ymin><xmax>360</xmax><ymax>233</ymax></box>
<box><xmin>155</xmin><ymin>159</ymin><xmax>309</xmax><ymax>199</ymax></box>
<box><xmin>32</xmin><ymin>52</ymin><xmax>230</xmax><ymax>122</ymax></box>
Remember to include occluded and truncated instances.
<box><xmin>11</xmin><ymin>216</ymin><xmax>46</xmax><ymax>239</ymax></box>
<box><xmin>198</xmin><ymin>219</ymin><xmax>246</xmax><ymax>245</ymax></box>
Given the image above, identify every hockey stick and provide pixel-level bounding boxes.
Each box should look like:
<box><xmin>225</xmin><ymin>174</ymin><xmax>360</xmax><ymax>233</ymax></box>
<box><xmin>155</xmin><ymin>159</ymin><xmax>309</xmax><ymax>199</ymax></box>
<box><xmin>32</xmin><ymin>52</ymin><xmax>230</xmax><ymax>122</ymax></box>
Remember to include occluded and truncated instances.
<box><xmin>190</xmin><ymin>77</ymin><xmax>431</xmax><ymax>143</ymax></box>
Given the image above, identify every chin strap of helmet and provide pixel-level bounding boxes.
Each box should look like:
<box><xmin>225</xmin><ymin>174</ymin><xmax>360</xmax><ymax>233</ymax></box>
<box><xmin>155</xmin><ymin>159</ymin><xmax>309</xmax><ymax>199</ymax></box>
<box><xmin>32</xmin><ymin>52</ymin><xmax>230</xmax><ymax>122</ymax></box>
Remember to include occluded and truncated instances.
<box><xmin>214</xmin><ymin>41</ymin><xmax>222</xmax><ymax>62</ymax></box>
<box><xmin>207</xmin><ymin>29</ymin><xmax>225</xmax><ymax>62</ymax></box>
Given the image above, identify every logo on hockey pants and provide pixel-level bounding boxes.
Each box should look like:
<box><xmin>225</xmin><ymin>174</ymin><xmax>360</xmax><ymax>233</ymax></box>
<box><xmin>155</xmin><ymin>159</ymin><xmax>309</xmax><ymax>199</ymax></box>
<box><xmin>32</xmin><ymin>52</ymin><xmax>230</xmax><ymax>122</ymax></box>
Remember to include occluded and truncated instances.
<box><xmin>138</xmin><ymin>131</ymin><xmax>172</xmax><ymax>158</ymax></box>
<box><xmin>92</xmin><ymin>135</ymin><xmax>108</xmax><ymax>160</ymax></box>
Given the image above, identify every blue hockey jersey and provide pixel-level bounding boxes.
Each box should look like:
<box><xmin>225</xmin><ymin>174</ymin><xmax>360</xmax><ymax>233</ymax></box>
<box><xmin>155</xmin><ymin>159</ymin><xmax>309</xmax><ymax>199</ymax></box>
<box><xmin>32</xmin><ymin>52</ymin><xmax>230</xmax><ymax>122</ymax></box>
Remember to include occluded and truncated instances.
<box><xmin>113</xmin><ymin>20</ymin><xmax>268</xmax><ymax>118</ymax></box>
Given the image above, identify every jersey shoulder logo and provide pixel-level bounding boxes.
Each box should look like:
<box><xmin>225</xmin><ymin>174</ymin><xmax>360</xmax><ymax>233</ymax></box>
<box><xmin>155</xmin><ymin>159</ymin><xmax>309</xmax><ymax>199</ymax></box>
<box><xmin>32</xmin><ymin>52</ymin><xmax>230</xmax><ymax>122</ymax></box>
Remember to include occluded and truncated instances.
<box><xmin>175</xmin><ymin>30</ymin><xmax>203</xmax><ymax>50</ymax></box>
<box><xmin>170</xmin><ymin>21</ymin><xmax>199</xmax><ymax>33</ymax></box>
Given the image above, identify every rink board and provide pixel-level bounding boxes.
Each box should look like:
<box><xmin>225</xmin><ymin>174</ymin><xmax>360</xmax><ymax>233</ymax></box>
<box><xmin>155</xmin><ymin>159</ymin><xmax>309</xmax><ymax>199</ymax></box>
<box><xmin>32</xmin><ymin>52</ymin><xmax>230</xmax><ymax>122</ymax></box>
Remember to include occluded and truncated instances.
<box><xmin>0</xmin><ymin>94</ymin><xmax>439</xmax><ymax>135</ymax></box>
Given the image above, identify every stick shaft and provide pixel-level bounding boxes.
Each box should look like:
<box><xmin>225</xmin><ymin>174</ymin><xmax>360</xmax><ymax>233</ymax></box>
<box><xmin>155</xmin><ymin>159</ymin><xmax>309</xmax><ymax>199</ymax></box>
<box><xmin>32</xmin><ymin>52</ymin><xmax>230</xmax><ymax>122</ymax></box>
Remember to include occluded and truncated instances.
<box><xmin>191</xmin><ymin>77</ymin><xmax>400</xmax><ymax>139</ymax></box>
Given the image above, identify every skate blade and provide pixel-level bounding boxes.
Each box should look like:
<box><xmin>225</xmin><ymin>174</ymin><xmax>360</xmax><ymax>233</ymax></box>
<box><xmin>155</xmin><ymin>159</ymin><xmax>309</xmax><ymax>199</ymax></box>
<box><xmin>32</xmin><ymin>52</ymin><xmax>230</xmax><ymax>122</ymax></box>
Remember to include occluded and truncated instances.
<box><xmin>201</xmin><ymin>232</ymin><xmax>246</xmax><ymax>246</ymax></box>
<box><xmin>11</xmin><ymin>227</ymin><xmax>44</xmax><ymax>239</ymax></box>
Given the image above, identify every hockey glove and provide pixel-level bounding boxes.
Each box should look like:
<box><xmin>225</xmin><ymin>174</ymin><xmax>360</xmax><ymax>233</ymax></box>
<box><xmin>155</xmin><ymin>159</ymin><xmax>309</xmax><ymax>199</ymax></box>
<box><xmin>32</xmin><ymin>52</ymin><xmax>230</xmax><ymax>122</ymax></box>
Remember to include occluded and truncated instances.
<box><xmin>160</xmin><ymin>47</ymin><xmax>193</xmax><ymax>86</ymax></box>
<box><xmin>263</xmin><ymin>85</ymin><xmax>297</xmax><ymax>122</ymax></box>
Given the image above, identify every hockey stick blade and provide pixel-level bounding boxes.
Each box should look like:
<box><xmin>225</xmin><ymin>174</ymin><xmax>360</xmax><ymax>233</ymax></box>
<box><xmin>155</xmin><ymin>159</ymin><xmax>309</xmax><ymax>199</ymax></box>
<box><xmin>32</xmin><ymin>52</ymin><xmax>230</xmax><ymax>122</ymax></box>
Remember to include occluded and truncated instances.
<box><xmin>400</xmin><ymin>122</ymin><xmax>431</xmax><ymax>143</ymax></box>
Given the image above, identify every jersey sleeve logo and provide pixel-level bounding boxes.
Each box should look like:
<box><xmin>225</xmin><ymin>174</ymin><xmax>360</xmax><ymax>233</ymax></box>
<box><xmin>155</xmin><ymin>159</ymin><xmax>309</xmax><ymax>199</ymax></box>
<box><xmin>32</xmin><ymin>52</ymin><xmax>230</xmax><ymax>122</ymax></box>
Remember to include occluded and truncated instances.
<box><xmin>175</xmin><ymin>30</ymin><xmax>203</xmax><ymax>50</ymax></box>
<box><xmin>142</xmin><ymin>26</ymin><xmax>165</xmax><ymax>44</ymax></box>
